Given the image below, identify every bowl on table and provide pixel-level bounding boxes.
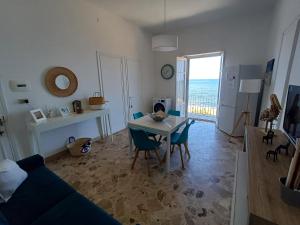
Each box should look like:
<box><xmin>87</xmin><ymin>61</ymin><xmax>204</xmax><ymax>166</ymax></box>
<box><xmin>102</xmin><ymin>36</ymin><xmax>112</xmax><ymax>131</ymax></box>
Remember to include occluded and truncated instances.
<box><xmin>149</xmin><ymin>111</ymin><xmax>167</xmax><ymax>122</ymax></box>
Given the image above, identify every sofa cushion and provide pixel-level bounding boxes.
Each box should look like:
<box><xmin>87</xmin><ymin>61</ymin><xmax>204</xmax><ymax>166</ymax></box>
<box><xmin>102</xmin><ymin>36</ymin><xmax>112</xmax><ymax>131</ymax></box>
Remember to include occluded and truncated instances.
<box><xmin>31</xmin><ymin>192</ymin><xmax>121</xmax><ymax>225</ymax></box>
<box><xmin>0</xmin><ymin>166</ymin><xmax>75</xmax><ymax>225</ymax></box>
<box><xmin>16</xmin><ymin>155</ymin><xmax>44</xmax><ymax>172</ymax></box>
<box><xmin>0</xmin><ymin>159</ymin><xmax>28</xmax><ymax>203</ymax></box>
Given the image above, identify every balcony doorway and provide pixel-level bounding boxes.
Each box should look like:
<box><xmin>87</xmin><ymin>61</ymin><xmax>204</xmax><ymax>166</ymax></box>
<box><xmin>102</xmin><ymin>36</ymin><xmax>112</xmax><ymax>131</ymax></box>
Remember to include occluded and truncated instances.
<box><xmin>187</xmin><ymin>53</ymin><xmax>223</xmax><ymax>122</ymax></box>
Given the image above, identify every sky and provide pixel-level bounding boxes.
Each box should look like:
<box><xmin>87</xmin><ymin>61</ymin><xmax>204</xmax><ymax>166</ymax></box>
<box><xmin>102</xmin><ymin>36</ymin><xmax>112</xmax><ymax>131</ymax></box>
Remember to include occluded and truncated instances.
<box><xmin>189</xmin><ymin>56</ymin><xmax>222</xmax><ymax>80</ymax></box>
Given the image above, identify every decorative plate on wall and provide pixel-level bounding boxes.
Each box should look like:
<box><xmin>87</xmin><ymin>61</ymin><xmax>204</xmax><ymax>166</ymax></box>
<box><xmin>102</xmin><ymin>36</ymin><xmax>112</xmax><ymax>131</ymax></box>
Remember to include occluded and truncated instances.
<box><xmin>45</xmin><ymin>67</ymin><xmax>78</xmax><ymax>97</ymax></box>
<box><xmin>161</xmin><ymin>64</ymin><xmax>175</xmax><ymax>80</ymax></box>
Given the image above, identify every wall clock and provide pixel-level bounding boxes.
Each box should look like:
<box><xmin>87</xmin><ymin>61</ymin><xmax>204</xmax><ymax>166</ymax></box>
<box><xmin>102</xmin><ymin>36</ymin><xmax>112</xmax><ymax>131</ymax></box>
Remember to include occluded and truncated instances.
<box><xmin>161</xmin><ymin>64</ymin><xmax>175</xmax><ymax>80</ymax></box>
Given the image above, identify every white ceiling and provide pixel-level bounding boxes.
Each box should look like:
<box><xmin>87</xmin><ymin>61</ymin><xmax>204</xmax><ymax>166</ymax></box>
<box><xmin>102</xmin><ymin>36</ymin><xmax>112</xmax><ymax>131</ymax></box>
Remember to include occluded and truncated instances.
<box><xmin>89</xmin><ymin>0</ymin><xmax>277</xmax><ymax>33</ymax></box>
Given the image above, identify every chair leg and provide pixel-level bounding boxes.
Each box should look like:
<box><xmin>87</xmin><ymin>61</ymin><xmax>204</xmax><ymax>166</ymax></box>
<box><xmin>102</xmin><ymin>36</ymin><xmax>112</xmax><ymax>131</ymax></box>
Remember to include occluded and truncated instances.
<box><xmin>183</xmin><ymin>142</ymin><xmax>191</xmax><ymax>159</ymax></box>
<box><xmin>146</xmin><ymin>151</ymin><xmax>151</xmax><ymax>176</ymax></box>
<box><xmin>178</xmin><ymin>144</ymin><xmax>185</xmax><ymax>169</ymax></box>
<box><xmin>154</xmin><ymin>149</ymin><xmax>161</xmax><ymax>164</ymax></box>
<box><xmin>131</xmin><ymin>150</ymin><xmax>140</xmax><ymax>170</ymax></box>
<box><xmin>158</xmin><ymin>135</ymin><xmax>162</xmax><ymax>142</ymax></box>
<box><xmin>144</xmin><ymin>151</ymin><xmax>147</xmax><ymax>160</ymax></box>
<box><xmin>171</xmin><ymin>144</ymin><xmax>175</xmax><ymax>154</ymax></box>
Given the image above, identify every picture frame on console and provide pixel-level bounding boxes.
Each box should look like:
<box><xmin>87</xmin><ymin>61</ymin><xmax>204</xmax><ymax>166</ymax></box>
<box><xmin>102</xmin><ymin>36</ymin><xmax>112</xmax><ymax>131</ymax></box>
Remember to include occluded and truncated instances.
<box><xmin>58</xmin><ymin>106</ymin><xmax>71</xmax><ymax>117</ymax></box>
<box><xmin>30</xmin><ymin>109</ymin><xmax>47</xmax><ymax>123</ymax></box>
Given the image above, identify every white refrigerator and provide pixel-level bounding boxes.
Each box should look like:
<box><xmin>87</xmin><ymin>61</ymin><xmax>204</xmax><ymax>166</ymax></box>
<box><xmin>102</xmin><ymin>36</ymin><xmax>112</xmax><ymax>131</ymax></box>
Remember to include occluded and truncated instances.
<box><xmin>217</xmin><ymin>65</ymin><xmax>262</xmax><ymax>136</ymax></box>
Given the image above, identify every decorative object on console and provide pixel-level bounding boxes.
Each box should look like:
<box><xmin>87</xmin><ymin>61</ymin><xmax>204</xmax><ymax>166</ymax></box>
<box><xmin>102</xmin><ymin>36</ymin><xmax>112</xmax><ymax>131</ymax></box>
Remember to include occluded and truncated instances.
<box><xmin>260</xmin><ymin>94</ymin><xmax>282</xmax><ymax>132</ymax></box>
<box><xmin>276</xmin><ymin>142</ymin><xmax>291</xmax><ymax>155</ymax></box>
<box><xmin>229</xmin><ymin>79</ymin><xmax>261</xmax><ymax>140</ymax></box>
<box><xmin>58</xmin><ymin>106</ymin><xmax>71</xmax><ymax>117</ymax></box>
<box><xmin>67</xmin><ymin>136</ymin><xmax>92</xmax><ymax>156</ymax></box>
<box><xmin>89</xmin><ymin>92</ymin><xmax>108</xmax><ymax>110</ymax></box>
<box><xmin>30</xmin><ymin>109</ymin><xmax>47</xmax><ymax>123</ymax></box>
<box><xmin>262</xmin><ymin>130</ymin><xmax>274</xmax><ymax>144</ymax></box>
<box><xmin>266</xmin><ymin>149</ymin><xmax>278</xmax><ymax>162</ymax></box>
<box><xmin>72</xmin><ymin>100</ymin><xmax>83</xmax><ymax>114</ymax></box>
<box><xmin>161</xmin><ymin>64</ymin><xmax>175</xmax><ymax>80</ymax></box>
<box><xmin>44</xmin><ymin>105</ymin><xmax>55</xmax><ymax>118</ymax></box>
<box><xmin>265</xmin><ymin>141</ymin><xmax>292</xmax><ymax>162</ymax></box>
<box><xmin>45</xmin><ymin>67</ymin><xmax>78</xmax><ymax>97</ymax></box>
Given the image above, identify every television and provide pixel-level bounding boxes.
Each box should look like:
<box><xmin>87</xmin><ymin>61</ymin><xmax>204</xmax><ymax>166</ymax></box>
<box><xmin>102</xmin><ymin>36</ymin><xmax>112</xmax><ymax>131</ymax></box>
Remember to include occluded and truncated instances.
<box><xmin>283</xmin><ymin>85</ymin><xmax>300</xmax><ymax>144</ymax></box>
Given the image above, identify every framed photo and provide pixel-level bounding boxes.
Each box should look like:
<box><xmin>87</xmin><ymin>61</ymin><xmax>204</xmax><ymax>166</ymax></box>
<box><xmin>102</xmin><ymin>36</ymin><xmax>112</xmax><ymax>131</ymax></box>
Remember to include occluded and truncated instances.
<box><xmin>30</xmin><ymin>109</ymin><xmax>47</xmax><ymax>123</ymax></box>
<box><xmin>58</xmin><ymin>106</ymin><xmax>71</xmax><ymax>117</ymax></box>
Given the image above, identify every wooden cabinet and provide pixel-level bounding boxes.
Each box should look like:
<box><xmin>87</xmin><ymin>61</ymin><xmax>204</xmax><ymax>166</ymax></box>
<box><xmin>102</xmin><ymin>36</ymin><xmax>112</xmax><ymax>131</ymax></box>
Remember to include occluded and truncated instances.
<box><xmin>231</xmin><ymin>126</ymin><xmax>300</xmax><ymax>225</ymax></box>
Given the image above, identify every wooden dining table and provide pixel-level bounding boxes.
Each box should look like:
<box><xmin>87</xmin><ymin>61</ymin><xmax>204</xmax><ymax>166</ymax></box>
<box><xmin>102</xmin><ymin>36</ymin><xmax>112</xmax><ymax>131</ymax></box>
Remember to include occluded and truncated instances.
<box><xmin>127</xmin><ymin>115</ymin><xmax>189</xmax><ymax>172</ymax></box>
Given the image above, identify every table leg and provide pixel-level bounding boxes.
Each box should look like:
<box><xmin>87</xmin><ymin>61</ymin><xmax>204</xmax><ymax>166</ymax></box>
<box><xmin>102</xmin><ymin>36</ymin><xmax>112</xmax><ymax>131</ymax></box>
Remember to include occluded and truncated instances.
<box><xmin>128</xmin><ymin>128</ymin><xmax>133</xmax><ymax>157</ymax></box>
<box><xmin>96</xmin><ymin>117</ymin><xmax>104</xmax><ymax>140</ymax></box>
<box><xmin>28</xmin><ymin>131</ymin><xmax>36</xmax><ymax>155</ymax></box>
<box><xmin>107</xmin><ymin>112</ymin><xmax>113</xmax><ymax>142</ymax></box>
<box><xmin>166</xmin><ymin>133</ymin><xmax>171</xmax><ymax>172</ymax></box>
<box><xmin>33</xmin><ymin>130</ymin><xmax>42</xmax><ymax>156</ymax></box>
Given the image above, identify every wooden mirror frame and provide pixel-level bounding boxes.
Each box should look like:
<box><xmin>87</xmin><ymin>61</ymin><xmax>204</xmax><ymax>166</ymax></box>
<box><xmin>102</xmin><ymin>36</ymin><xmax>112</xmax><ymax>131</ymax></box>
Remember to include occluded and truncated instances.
<box><xmin>45</xmin><ymin>67</ymin><xmax>78</xmax><ymax>97</ymax></box>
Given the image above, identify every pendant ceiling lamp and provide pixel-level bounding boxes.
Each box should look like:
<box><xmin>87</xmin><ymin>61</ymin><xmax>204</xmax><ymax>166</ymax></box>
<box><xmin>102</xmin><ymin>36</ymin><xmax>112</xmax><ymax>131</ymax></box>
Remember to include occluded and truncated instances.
<box><xmin>152</xmin><ymin>0</ymin><xmax>178</xmax><ymax>52</ymax></box>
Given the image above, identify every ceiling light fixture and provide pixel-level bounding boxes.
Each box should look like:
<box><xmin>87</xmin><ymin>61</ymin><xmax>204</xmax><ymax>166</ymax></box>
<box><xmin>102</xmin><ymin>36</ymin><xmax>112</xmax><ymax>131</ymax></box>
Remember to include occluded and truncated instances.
<box><xmin>152</xmin><ymin>0</ymin><xmax>178</xmax><ymax>52</ymax></box>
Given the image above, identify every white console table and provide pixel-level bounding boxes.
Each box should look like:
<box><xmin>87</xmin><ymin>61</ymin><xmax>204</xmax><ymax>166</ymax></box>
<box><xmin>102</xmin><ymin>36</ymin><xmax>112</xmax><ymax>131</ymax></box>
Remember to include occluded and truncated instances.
<box><xmin>27</xmin><ymin>109</ymin><xmax>113</xmax><ymax>156</ymax></box>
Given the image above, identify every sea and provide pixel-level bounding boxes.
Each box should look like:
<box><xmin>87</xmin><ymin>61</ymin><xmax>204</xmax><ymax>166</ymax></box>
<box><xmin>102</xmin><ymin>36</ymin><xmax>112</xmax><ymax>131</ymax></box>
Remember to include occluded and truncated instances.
<box><xmin>188</xmin><ymin>79</ymin><xmax>219</xmax><ymax>115</ymax></box>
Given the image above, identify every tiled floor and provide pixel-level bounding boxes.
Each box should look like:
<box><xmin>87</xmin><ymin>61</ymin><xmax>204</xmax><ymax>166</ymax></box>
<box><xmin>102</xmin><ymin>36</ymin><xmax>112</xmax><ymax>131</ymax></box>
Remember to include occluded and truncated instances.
<box><xmin>47</xmin><ymin>121</ymin><xmax>243</xmax><ymax>225</ymax></box>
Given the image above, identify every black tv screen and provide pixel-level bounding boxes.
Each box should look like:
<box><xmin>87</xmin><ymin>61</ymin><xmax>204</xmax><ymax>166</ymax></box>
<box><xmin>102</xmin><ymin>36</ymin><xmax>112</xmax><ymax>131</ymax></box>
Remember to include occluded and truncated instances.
<box><xmin>283</xmin><ymin>85</ymin><xmax>300</xmax><ymax>144</ymax></box>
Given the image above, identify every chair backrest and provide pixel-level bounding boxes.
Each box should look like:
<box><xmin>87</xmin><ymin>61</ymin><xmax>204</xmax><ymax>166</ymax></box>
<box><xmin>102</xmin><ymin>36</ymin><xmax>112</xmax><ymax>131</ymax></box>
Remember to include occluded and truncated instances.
<box><xmin>130</xmin><ymin>129</ymin><xmax>157</xmax><ymax>150</ymax></box>
<box><xmin>133</xmin><ymin>112</ymin><xmax>144</xmax><ymax>120</ymax></box>
<box><xmin>177</xmin><ymin>120</ymin><xmax>195</xmax><ymax>144</ymax></box>
<box><xmin>168</xmin><ymin>109</ymin><xmax>180</xmax><ymax>117</ymax></box>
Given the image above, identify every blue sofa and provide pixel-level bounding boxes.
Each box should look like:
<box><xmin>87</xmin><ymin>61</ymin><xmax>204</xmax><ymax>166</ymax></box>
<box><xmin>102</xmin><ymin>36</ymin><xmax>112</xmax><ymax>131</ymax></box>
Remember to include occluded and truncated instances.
<box><xmin>0</xmin><ymin>155</ymin><xmax>122</xmax><ymax>225</ymax></box>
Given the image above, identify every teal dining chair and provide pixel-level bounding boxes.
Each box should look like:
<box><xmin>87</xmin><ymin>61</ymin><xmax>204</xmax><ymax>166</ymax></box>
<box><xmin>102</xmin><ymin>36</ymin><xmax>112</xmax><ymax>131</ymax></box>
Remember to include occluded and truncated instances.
<box><xmin>168</xmin><ymin>109</ymin><xmax>180</xmax><ymax>117</ymax></box>
<box><xmin>169</xmin><ymin>120</ymin><xmax>195</xmax><ymax>169</ymax></box>
<box><xmin>133</xmin><ymin>112</ymin><xmax>158</xmax><ymax>141</ymax></box>
<box><xmin>130</xmin><ymin>129</ymin><xmax>161</xmax><ymax>176</ymax></box>
<box><xmin>133</xmin><ymin>112</ymin><xmax>144</xmax><ymax>120</ymax></box>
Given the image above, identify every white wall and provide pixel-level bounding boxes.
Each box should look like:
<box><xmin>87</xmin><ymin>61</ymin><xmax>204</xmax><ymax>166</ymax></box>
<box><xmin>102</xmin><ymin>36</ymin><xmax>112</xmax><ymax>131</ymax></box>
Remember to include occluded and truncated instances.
<box><xmin>0</xmin><ymin>0</ymin><xmax>155</xmax><ymax>158</ymax></box>
<box><xmin>154</xmin><ymin>11</ymin><xmax>273</xmax><ymax>105</ymax></box>
<box><xmin>260</xmin><ymin>0</ymin><xmax>300</xmax><ymax>122</ymax></box>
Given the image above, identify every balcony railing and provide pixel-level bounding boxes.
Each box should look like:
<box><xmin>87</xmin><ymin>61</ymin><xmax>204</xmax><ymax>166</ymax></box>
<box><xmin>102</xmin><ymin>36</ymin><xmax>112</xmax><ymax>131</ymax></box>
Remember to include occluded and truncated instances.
<box><xmin>188</xmin><ymin>93</ymin><xmax>217</xmax><ymax>121</ymax></box>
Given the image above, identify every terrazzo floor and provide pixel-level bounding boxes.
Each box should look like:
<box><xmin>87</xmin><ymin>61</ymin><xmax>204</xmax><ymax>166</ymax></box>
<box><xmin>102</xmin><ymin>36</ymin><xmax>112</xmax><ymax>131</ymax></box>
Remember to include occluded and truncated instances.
<box><xmin>47</xmin><ymin>121</ymin><xmax>243</xmax><ymax>225</ymax></box>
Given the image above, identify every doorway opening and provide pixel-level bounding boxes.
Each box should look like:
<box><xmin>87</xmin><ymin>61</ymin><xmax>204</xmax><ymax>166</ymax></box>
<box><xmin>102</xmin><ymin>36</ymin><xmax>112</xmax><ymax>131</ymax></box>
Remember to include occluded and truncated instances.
<box><xmin>187</xmin><ymin>53</ymin><xmax>223</xmax><ymax>122</ymax></box>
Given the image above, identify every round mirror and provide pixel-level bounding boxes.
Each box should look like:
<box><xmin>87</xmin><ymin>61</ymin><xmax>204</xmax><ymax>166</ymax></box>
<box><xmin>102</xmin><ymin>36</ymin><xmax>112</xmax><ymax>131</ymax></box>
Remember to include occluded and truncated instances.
<box><xmin>55</xmin><ymin>75</ymin><xmax>70</xmax><ymax>90</ymax></box>
<box><xmin>45</xmin><ymin>67</ymin><xmax>78</xmax><ymax>97</ymax></box>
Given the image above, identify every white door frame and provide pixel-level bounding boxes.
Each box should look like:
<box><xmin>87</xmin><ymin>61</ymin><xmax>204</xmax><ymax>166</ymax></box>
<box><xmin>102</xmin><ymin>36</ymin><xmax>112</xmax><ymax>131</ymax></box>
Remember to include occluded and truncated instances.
<box><xmin>184</xmin><ymin>51</ymin><xmax>224</xmax><ymax>121</ymax></box>
<box><xmin>0</xmin><ymin>80</ymin><xmax>18</xmax><ymax>160</ymax></box>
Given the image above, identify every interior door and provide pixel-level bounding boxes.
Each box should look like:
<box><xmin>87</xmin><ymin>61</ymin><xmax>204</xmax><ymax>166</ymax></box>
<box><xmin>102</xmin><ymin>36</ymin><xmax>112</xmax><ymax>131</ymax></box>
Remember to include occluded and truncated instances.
<box><xmin>175</xmin><ymin>57</ymin><xmax>188</xmax><ymax>117</ymax></box>
<box><xmin>99</xmin><ymin>54</ymin><xmax>126</xmax><ymax>133</ymax></box>
<box><xmin>126</xmin><ymin>58</ymin><xmax>142</xmax><ymax>121</ymax></box>
<box><xmin>0</xmin><ymin>81</ymin><xmax>15</xmax><ymax>160</ymax></box>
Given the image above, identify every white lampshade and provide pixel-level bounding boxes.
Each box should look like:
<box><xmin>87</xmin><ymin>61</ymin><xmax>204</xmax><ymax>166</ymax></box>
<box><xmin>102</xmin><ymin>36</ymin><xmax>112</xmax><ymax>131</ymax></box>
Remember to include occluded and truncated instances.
<box><xmin>152</xmin><ymin>34</ymin><xmax>178</xmax><ymax>52</ymax></box>
<box><xmin>239</xmin><ymin>79</ymin><xmax>261</xmax><ymax>93</ymax></box>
